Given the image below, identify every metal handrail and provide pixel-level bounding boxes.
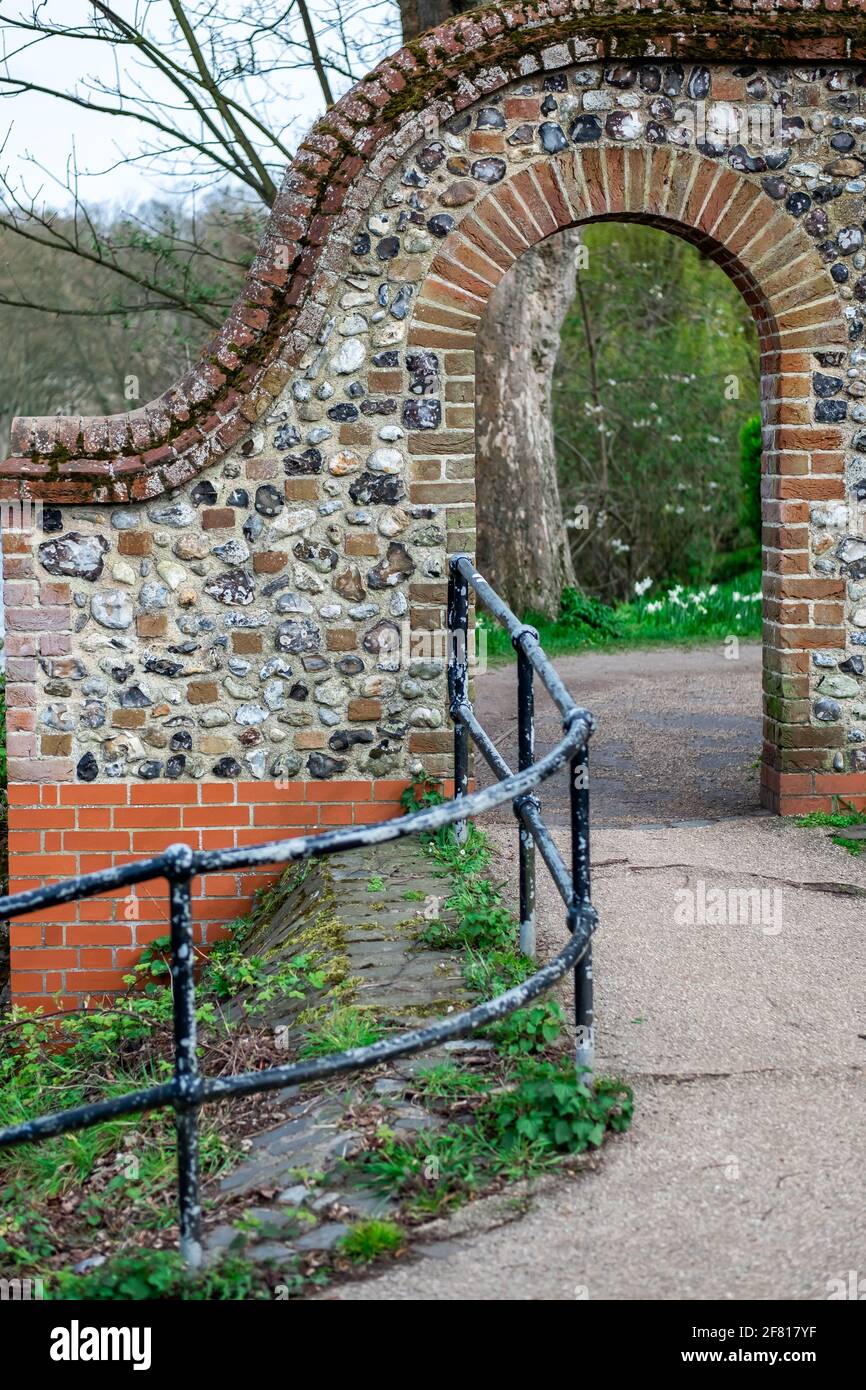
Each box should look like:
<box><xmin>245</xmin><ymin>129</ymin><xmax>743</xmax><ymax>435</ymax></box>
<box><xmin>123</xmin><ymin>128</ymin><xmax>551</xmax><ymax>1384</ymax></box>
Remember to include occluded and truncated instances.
<box><xmin>0</xmin><ymin>555</ymin><xmax>597</xmax><ymax>1268</ymax></box>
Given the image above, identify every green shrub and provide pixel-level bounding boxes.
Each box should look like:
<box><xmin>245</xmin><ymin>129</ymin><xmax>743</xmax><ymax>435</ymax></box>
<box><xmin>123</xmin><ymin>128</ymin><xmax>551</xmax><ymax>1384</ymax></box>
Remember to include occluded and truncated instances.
<box><xmin>491</xmin><ymin>1064</ymin><xmax>633</xmax><ymax>1153</ymax></box>
<box><xmin>558</xmin><ymin>587</ymin><xmax>622</xmax><ymax>640</ymax></box>
<box><xmin>46</xmin><ymin>1249</ymin><xmax>266</xmax><ymax>1301</ymax></box>
<box><xmin>337</xmin><ymin>1219</ymin><xmax>404</xmax><ymax>1264</ymax></box>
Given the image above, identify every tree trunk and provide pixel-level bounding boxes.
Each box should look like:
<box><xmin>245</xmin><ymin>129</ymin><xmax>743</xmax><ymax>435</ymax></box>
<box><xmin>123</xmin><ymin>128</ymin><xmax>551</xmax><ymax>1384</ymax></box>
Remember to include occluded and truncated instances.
<box><xmin>474</xmin><ymin>233</ymin><xmax>578</xmax><ymax>615</ymax></box>
<box><xmin>399</xmin><ymin>0</ymin><xmax>576</xmax><ymax>618</ymax></box>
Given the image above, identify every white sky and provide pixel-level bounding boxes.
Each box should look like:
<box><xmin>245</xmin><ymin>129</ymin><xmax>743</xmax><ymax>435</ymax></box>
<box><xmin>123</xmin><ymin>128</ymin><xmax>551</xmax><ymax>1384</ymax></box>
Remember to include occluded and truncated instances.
<box><xmin>0</xmin><ymin>1</ymin><xmax>397</xmax><ymax>212</ymax></box>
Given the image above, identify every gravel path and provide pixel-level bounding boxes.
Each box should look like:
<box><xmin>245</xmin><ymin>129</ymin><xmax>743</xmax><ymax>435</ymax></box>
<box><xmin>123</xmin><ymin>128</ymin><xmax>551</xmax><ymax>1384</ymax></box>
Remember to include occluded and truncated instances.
<box><xmin>322</xmin><ymin>645</ymin><xmax>866</xmax><ymax>1302</ymax></box>
<box><xmin>472</xmin><ymin>641</ymin><xmax>764</xmax><ymax>828</ymax></box>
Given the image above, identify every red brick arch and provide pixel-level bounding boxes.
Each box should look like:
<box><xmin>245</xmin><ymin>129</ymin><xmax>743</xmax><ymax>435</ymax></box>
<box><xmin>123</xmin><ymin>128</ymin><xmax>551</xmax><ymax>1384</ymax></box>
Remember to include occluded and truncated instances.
<box><xmin>404</xmin><ymin>142</ymin><xmax>849</xmax><ymax>814</ymax></box>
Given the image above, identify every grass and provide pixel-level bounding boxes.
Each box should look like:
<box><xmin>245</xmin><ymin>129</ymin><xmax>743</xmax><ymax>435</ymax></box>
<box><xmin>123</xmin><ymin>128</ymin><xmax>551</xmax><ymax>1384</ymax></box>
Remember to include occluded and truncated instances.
<box><xmin>336</xmin><ymin>1219</ymin><xmax>404</xmax><ymax>1263</ymax></box>
<box><xmin>795</xmin><ymin>806</ymin><xmax>866</xmax><ymax>857</ymax></box>
<box><xmin>298</xmin><ymin>1004</ymin><xmax>383</xmax><ymax>1057</ymax></box>
<box><xmin>479</xmin><ymin>570</ymin><xmax>762</xmax><ymax>664</ymax></box>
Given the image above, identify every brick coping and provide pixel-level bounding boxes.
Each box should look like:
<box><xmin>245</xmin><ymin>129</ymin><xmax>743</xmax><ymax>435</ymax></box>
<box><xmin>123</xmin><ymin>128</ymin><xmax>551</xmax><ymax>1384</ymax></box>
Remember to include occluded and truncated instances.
<box><xmin>1</xmin><ymin>0</ymin><xmax>864</xmax><ymax>504</ymax></box>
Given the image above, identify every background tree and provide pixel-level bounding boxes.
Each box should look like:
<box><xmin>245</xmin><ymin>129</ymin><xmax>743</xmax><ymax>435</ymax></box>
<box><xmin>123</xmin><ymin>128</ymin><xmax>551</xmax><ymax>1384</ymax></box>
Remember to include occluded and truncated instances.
<box><xmin>0</xmin><ymin>0</ymin><xmax>396</xmax><ymax>435</ymax></box>
<box><xmin>553</xmin><ymin>222</ymin><xmax>760</xmax><ymax>601</ymax></box>
<box><xmin>398</xmin><ymin>0</ymin><xmax>579</xmax><ymax>616</ymax></box>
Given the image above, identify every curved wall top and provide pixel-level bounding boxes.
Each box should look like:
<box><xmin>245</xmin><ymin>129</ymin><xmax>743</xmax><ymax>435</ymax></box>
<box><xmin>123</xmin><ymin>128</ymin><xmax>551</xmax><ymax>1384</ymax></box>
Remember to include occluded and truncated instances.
<box><xmin>2</xmin><ymin>0</ymin><xmax>865</xmax><ymax>502</ymax></box>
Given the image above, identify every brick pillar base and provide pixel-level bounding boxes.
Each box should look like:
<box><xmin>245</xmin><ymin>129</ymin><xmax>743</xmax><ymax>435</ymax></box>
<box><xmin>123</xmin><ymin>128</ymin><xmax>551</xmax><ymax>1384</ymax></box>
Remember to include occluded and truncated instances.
<box><xmin>760</xmin><ymin>766</ymin><xmax>866</xmax><ymax>816</ymax></box>
<box><xmin>7</xmin><ymin>778</ymin><xmax>446</xmax><ymax>1009</ymax></box>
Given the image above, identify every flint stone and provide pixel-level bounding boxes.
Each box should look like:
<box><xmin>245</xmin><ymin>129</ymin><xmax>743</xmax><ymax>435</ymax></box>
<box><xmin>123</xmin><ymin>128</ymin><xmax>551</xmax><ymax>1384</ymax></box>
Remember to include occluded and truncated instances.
<box><xmin>348</xmin><ymin>472</ymin><xmax>406</xmax><ymax>506</ymax></box>
<box><xmin>38</xmin><ymin>533</ymin><xmax>108</xmax><ymax>582</ymax></box>
<box><xmin>367</xmin><ymin>542</ymin><xmax>415</xmax><ymax>589</ymax></box>
<box><xmin>332</xmin><ymin>337</ymin><xmax>366</xmax><ymax>374</ymax></box>
<box><xmin>213</xmin><ymin>539</ymin><xmax>250</xmax><ymax>566</ymax></box>
<box><xmin>255</xmin><ymin>485</ymin><xmax>284</xmax><ymax>517</ymax></box>
<box><xmin>307</xmin><ymin>752</ymin><xmax>347</xmax><ymax>779</ymax></box>
<box><xmin>92</xmin><ymin>590</ymin><xmax>134</xmax><ymax>630</ymax></box>
<box><xmin>363</xmin><ymin>619</ymin><xmax>401</xmax><ymax>670</ymax></box>
<box><xmin>147</xmin><ymin>501</ymin><xmax>195</xmax><ymax>528</ymax></box>
<box><xmin>277</xmin><ymin>619</ymin><xmax>321</xmax><ymax>654</ymax></box>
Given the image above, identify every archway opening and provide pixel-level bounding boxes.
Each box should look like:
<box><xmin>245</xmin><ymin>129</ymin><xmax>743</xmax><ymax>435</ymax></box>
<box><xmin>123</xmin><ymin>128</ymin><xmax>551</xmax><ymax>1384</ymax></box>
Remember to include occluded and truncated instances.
<box><xmin>473</xmin><ymin>218</ymin><xmax>767</xmax><ymax>827</ymax></box>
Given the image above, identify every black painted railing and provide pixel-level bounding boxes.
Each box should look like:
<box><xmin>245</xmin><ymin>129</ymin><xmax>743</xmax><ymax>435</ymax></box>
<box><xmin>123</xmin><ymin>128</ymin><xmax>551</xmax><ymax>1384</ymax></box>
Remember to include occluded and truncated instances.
<box><xmin>0</xmin><ymin>554</ymin><xmax>596</xmax><ymax>1268</ymax></box>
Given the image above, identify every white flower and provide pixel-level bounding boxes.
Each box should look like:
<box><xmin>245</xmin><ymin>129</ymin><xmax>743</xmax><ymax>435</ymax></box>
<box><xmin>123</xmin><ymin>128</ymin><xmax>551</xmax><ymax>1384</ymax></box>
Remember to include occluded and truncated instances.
<box><xmin>634</xmin><ymin>576</ymin><xmax>653</xmax><ymax>596</ymax></box>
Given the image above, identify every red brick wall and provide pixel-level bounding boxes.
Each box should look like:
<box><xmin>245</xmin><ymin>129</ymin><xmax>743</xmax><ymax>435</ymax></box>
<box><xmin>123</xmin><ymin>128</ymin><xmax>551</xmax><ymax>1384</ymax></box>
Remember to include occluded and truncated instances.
<box><xmin>7</xmin><ymin>779</ymin><xmax>426</xmax><ymax>1009</ymax></box>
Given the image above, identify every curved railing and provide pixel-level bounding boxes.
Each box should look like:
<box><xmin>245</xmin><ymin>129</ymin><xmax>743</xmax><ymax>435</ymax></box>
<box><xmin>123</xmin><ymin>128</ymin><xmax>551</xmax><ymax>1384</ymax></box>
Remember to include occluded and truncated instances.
<box><xmin>0</xmin><ymin>555</ymin><xmax>596</xmax><ymax>1267</ymax></box>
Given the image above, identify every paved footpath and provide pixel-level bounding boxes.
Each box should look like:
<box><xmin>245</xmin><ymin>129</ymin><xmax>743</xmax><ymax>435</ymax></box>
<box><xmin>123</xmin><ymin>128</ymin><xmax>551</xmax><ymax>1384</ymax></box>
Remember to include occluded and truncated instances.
<box><xmin>326</xmin><ymin>645</ymin><xmax>866</xmax><ymax>1300</ymax></box>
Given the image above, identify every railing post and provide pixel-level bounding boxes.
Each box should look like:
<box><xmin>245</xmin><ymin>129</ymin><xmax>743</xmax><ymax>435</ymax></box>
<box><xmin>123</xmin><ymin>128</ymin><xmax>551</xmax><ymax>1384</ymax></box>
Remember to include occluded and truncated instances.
<box><xmin>516</xmin><ymin>636</ymin><xmax>537</xmax><ymax>959</ymax></box>
<box><xmin>168</xmin><ymin>853</ymin><xmax>202</xmax><ymax>1269</ymax></box>
<box><xmin>569</xmin><ymin>737</ymin><xmax>594</xmax><ymax>1072</ymax></box>
<box><xmin>448</xmin><ymin>555</ymin><xmax>470</xmax><ymax>845</ymax></box>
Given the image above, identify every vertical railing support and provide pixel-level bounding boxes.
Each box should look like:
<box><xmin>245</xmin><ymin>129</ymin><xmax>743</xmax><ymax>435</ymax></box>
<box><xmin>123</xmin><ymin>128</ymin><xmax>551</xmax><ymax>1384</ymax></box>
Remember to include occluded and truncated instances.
<box><xmin>448</xmin><ymin>556</ymin><xmax>470</xmax><ymax>845</ymax></box>
<box><xmin>516</xmin><ymin>634</ymin><xmax>537</xmax><ymax>959</ymax></box>
<box><xmin>168</xmin><ymin>851</ymin><xmax>202</xmax><ymax>1269</ymax></box>
<box><xmin>569</xmin><ymin>737</ymin><xmax>595</xmax><ymax>1072</ymax></box>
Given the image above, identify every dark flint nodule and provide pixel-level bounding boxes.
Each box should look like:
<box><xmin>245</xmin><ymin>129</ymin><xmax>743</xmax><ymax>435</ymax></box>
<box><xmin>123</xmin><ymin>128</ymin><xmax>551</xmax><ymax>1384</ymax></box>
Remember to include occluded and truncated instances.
<box><xmin>687</xmin><ymin>66</ymin><xmax>710</xmax><ymax>99</ymax></box>
<box><xmin>427</xmin><ymin>213</ymin><xmax>455</xmax><ymax>238</ymax></box>
<box><xmin>539</xmin><ymin>122</ymin><xmax>567</xmax><ymax>153</ymax></box>
<box><xmin>273</xmin><ymin>423</ymin><xmax>301</xmax><ymax>450</ymax></box>
<box><xmin>785</xmin><ymin>191</ymin><xmax>811</xmax><ymax>217</ymax></box>
<box><xmin>376</xmin><ymin>236</ymin><xmax>400</xmax><ymax>260</ymax></box>
<box><xmin>662</xmin><ymin>63</ymin><xmax>684</xmax><ymax>96</ymax></box>
<box><xmin>254</xmin><ymin>484</ymin><xmax>284</xmax><ymax>516</ymax></box>
<box><xmin>327</xmin><ymin>403</ymin><xmax>358</xmax><ymax>422</ymax></box>
<box><xmin>604</xmin><ymin>65</ymin><xmax>636</xmax><ymax>88</ymax></box>
<box><xmin>38</xmin><ymin>533</ymin><xmax>109</xmax><ymax>582</ymax></box>
<box><xmin>813</xmin><ymin>373</ymin><xmax>843</xmax><ymax>398</ymax></box>
<box><xmin>417</xmin><ymin>142</ymin><xmax>445</xmax><ymax>171</ymax></box>
<box><xmin>42</xmin><ymin>507</ymin><xmax>63</xmax><ymax>533</ymax></box>
<box><xmin>328</xmin><ymin>729</ymin><xmax>375</xmax><ymax>752</ymax></box>
<box><xmin>728</xmin><ymin>145</ymin><xmax>766</xmax><ymax>173</ymax></box>
<box><xmin>470</xmin><ymin>157</ymin><xmax>506</xmax><ymax>184</ymax></box>
<box><xmin>645</xmin><ymin>121</ymin><xmax>667</xmax><ymax>145</ymax></box>
<box><xmin>352</xmin><ymin>232</ymin><xmax>370</xmax><ymax>256</ymax></box>
<box><xmin>77</xmin><ymin>751</ymin><xmax>99</xmax><ymax>783</ymax></box>
<box><xmin>190</xmin><ymin>480</ymin><xmax>217</xmax><ymax>506</ymax></box>
<box><xmin>212</xmin><ymin>757</ymin><xmax>242</xmax><ymax>778</ymax></box>
<box><xmin>402</xmin><ymin>398</ymin><xmax>442</xmax><ymax>430</ymax></box>
<box><xmin>308</xmin><ymin>752</ymin><xmax>347</xmax><ymax>779</ymax></box>
<box><xmin>283</xmin><ymin>448</ymin><xmax>323</xmax><ymax>475</ymax></box>
<box><xmin>762</xmin><ymin>176</ymin><xmax>787</xmax><ymax>199</ymax></box>
<box><xmin>696</xmin><ymin>138</ymin><xmax>726</xmax><ymax>158</ymax></box>
<box><xmin>476</xmin><ymin>107</ymin><xmax>505</xmax><ymax>129</ymax></box>
<box><xmin>815</xmin><ymin>399</ymin><xmax>847</xmax><ymax>423</ymax></box>
<box><xmin>348</xmin><ymin>472</ymin><xmax>406</xmax><ymax>506</ymax></box>
<box><xmin>570</xmin><ymin>115</ymin><xmax>602</xmax><ymax>144</ymax></box>
<box><xmin>639</xmin><ymin>66</ymin><xmax>661</xmax><ymax>93</ymax></box>
<box><xmin>803</xmin><ymin>208</ymin><xmax>829</xmax><ymax>238</ymax></box>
